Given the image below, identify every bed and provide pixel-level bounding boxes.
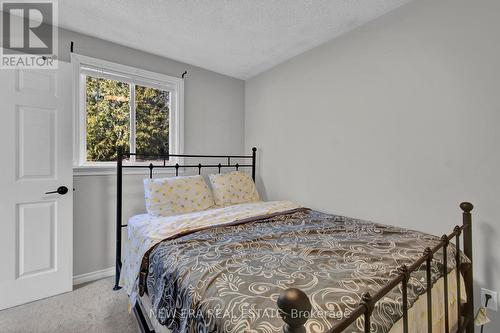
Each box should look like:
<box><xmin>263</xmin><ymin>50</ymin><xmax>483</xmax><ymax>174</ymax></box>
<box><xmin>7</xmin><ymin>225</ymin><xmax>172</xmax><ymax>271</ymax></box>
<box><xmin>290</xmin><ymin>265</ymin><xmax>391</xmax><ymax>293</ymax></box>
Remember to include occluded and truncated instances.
<box><xmin>113</xmin><ymin>148</ymin><xmax>475</xmax><ymax>333</ymax></box>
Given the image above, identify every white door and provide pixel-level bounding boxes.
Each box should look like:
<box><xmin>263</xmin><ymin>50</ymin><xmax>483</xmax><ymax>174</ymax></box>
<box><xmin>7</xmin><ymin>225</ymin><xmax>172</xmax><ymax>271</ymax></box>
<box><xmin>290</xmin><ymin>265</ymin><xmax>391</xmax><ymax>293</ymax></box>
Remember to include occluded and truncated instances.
<box><xmin>0</xmin><ymin>62</ymin><xmax>73</xmax><ymax>310</ymax></box>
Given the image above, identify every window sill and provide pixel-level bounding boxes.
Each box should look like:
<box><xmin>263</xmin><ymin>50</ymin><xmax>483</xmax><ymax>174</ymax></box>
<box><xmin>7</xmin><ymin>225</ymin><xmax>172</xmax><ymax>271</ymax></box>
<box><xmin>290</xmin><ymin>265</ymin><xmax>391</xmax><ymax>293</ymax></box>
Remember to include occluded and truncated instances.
<box><xmin>73</xmin><ymin>165</ymin><xmax>184</xmax><ymax>177</ymax></box>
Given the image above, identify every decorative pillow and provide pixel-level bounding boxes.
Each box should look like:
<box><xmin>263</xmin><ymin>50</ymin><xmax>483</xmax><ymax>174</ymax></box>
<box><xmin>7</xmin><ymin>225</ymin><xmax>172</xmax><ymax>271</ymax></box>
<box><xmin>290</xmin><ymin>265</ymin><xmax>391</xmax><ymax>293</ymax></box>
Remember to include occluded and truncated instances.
<box><xmin>143</xmin><ymin>175</ymin><xmax>214</xmax><ymax>217</ymax></box>
<box><xmin>208</xmin><ymin>171</ymin><xmax>260</xmax><ymax>206</ymax></box>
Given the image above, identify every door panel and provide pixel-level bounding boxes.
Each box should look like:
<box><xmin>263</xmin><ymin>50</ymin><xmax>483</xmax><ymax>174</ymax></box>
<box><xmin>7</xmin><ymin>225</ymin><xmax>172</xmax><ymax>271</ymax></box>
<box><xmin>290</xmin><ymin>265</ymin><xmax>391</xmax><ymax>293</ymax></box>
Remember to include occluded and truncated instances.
<box><xmin>15</xmin><ymin>69</ymin><xmax>56</xmax><ymax>96</ymax></box>
<box><xmin>17</xmin><ymin>201</ymin><xmax>56</xmax><ymax>278</ymax></box>
<box><xmin>0</xmin><ymin>62</ymin><xmax>73</xmax><ymax>310</ymax></box>
<box><xmin>16</xmin><ymin>106</ymin><xmax>56</xmax><ymax>179</ymax></box>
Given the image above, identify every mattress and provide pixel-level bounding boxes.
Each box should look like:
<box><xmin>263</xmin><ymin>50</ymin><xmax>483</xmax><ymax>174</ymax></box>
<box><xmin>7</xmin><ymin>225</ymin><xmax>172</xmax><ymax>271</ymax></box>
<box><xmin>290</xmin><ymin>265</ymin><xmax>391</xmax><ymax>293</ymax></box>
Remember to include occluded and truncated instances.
<box><xmin>123</xmin><ymin>201</ymin><xmax>467</xmax><ymax>333</ymax></box>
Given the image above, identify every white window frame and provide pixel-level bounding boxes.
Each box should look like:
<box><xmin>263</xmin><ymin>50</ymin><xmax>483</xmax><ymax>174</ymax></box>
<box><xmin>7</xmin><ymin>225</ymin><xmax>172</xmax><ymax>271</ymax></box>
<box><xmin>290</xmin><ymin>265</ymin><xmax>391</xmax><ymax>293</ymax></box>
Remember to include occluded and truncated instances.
<box><xmin>71</xmin><ymin>54</ymin><xmax>184</xmax><ymax>175</ymax></box>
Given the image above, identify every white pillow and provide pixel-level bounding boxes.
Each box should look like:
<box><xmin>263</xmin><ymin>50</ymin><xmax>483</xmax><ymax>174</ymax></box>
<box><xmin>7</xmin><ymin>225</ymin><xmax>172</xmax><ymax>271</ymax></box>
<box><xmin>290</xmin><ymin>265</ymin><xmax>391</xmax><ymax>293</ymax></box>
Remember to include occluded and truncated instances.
<box><xmin>208</xmin><ymin>171</ymin><xmax>260</xmax><ymax>206</ymax></box>
<box><xmin>144</xmin><ymin>175</ymin><xmax>214</xmax><ymax>217</ymax></box>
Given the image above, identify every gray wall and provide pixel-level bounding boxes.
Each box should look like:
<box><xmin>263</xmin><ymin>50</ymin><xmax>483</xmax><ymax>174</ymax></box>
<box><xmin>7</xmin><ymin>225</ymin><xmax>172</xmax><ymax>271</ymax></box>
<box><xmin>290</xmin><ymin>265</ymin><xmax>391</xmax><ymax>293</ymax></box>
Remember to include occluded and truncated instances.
<box><xmin>62</xmin><ymin>29</ymin><xmax>245</xmax><ymax>276</ymax></box>
<box><xmin>245</xmin><ymin>0</ymin><xmax>500</xmax><ymax>329</ymax></box>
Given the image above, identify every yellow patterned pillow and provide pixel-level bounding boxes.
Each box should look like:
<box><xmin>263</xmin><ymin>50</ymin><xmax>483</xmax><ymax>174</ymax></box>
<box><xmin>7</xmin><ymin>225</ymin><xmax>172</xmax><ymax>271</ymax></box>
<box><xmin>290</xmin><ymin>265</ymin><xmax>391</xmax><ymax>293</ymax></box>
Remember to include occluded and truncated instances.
<box><xmin>208</xmin><ymin>171</ymin><xmax>260</xmax><ymax>206</ymax></box>
<box><xmin>144</xmin><ymin>175</ymin><xmax>214</xmax><ymax>217</ymax></box>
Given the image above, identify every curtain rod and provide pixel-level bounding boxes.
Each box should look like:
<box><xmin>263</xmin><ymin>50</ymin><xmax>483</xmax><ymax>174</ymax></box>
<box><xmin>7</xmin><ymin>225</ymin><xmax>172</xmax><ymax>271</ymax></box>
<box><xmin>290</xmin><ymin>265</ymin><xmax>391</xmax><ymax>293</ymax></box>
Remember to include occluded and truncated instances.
<box><xmin>70</xmin><ymin>40</ymin><xmax>188</xmax><ymax>79</ymax></box>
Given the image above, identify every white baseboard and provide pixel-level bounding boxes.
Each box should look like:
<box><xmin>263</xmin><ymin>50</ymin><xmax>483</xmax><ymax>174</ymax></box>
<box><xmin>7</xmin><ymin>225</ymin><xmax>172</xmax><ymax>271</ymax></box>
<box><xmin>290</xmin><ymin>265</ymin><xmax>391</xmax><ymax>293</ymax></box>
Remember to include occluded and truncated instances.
<box><xmin>73</xmin><ymin>266</ymin><xmax>115</xmax><ymax>286</ymax></box>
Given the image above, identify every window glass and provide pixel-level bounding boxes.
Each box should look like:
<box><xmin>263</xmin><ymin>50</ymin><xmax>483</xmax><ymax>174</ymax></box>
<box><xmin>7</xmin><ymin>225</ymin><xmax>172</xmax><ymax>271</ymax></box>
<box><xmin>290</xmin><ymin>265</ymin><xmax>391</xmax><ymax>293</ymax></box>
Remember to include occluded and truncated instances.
<box><xmin>135</xmin><ymin>85</ymin><xmax>170</xmax><ymax>161</ymax></box>
<box><xmin>85</xmin><ymin>76</ymin><xmax>130</xmax><ymax>162</ymax></box>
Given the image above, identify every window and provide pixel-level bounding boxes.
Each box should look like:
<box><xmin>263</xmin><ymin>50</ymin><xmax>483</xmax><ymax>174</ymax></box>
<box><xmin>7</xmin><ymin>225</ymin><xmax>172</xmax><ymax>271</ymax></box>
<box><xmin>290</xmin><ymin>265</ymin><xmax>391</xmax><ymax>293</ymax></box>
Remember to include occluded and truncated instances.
<box><xmin>72</xmin><ymin>54</ymin><xmax>183</xmax><ymax>173</ymax></box>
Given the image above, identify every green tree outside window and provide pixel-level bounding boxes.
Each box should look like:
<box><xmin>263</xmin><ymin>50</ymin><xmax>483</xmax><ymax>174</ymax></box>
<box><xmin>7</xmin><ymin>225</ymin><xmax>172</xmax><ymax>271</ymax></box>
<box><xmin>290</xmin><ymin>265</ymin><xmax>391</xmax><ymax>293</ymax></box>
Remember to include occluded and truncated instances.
<box><xmin>85</xmin><ymin>76</ymin><xmax>170</xmax><ymax>162</ymax></box>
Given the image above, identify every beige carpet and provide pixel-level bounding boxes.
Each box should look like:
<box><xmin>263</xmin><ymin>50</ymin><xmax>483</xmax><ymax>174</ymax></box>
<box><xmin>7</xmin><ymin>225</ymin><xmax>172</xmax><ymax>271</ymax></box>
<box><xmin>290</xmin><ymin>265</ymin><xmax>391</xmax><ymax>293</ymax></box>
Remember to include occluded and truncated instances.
<box><xmin>0</xmin><ymin>277</ymin><xmax>137</xmax><ymax>333</ymax></box>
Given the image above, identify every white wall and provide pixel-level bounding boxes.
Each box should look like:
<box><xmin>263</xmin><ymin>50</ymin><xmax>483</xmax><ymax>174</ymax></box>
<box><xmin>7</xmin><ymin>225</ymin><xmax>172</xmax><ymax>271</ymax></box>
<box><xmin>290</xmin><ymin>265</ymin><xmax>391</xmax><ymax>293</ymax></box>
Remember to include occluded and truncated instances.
<box><xmin>245</xmin><ymin>0</ymin><xmax>500</xmax><ymax>329</ymax></box>
<box><xmin>60</xmin><ymin>30</ymin><xmax>245</xmax><ymax>276</ymax></box>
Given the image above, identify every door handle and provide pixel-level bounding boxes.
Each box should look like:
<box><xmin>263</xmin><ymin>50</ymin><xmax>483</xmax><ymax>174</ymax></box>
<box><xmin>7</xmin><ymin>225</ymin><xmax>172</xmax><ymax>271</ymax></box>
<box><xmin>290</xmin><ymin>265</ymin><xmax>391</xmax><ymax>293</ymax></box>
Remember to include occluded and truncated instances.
<box><xmin>45</xmin><ymin>186</ymin><xmax>69</xmax><ymax>195</ymax></box>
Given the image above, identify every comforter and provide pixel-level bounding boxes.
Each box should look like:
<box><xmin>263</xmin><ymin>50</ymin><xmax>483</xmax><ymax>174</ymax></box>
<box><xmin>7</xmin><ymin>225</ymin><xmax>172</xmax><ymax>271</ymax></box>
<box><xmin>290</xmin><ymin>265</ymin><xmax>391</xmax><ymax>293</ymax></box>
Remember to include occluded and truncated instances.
<box><xmin>141</xmin><ymin>207</ymin><xmax>464</xmax><ymax>333</ymax></box>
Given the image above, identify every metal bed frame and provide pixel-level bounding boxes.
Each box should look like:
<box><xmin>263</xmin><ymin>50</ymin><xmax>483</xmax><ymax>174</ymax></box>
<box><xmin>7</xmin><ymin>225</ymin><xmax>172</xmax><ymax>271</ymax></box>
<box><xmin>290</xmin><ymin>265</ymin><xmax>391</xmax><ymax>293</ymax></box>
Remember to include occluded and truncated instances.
<box><xmin>113</xmin><ymin>147</ymin><xmax>474</xmax><ymax>333</ymax></box>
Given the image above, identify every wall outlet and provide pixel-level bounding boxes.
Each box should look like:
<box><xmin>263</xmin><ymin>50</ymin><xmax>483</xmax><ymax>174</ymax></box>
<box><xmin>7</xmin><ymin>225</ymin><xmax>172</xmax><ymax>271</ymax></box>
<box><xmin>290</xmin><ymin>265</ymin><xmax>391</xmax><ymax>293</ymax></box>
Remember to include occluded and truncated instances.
<box><xmin>481</xmin><ymin>288</ymin><xmax>498</xmax><ymax>311</ymax></box>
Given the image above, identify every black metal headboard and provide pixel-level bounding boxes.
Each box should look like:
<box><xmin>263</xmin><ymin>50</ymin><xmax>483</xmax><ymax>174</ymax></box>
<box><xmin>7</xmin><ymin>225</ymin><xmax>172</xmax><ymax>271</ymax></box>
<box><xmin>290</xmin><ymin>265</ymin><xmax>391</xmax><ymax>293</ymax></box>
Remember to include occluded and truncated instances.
<box><xmin>113</xmin><ymin>147</ymin><xmax>257</xmax><ymax>291</ymax></box>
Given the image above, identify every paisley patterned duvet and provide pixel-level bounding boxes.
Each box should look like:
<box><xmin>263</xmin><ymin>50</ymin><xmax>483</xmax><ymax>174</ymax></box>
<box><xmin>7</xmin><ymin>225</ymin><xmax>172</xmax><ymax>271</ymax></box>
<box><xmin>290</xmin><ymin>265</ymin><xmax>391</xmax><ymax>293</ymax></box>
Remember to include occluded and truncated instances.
<box><xmin>144</xmin><ymin>209</ymin><xmax>463</xmax><ymax>333</ymax></box>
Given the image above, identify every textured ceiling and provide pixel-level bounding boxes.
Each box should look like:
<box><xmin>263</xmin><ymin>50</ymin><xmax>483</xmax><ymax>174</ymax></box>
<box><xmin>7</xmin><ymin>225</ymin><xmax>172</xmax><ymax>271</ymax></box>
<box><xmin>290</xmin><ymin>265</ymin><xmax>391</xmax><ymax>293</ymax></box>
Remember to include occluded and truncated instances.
<box><xmin>59</xmin><ymin>0</ymin><xmax>411</xmax><ymax>79</ymax></box>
